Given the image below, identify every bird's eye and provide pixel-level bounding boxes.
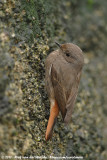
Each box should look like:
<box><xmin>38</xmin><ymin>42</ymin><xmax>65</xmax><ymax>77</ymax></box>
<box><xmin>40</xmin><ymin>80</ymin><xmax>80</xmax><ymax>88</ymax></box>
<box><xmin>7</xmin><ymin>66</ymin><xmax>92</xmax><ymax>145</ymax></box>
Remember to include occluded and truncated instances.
<box><xmin>66</xmin><ymin>53</ymin><xmax>70</xmax><ymax>57</ymax></box>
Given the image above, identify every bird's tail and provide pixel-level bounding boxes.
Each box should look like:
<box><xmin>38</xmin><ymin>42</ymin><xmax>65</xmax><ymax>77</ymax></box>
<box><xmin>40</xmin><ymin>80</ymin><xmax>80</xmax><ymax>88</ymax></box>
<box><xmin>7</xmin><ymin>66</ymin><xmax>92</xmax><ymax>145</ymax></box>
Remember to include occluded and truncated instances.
<box><xmin>45</xmin><ymin>100</ymin><xmax>59</xmax><ymax>141</ymax></box>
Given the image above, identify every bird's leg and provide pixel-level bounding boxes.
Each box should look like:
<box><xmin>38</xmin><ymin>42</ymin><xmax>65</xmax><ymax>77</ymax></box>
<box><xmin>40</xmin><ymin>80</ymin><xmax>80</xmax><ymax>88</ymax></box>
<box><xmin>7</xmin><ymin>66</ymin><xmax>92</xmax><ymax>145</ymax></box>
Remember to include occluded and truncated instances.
<box><xmin>45</xmin><ymin>100</ymin><xmax>59</xmax><ymax>141</ymax></box>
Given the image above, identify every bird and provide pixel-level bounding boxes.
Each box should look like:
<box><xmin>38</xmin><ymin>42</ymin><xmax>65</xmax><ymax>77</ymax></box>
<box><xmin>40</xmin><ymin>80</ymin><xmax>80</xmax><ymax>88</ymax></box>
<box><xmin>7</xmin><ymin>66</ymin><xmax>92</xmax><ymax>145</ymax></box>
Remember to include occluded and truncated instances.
<box><xmin>45</xmin><ymin>42</ymin><xmax>84</xmax><ymax>141</ymax></box>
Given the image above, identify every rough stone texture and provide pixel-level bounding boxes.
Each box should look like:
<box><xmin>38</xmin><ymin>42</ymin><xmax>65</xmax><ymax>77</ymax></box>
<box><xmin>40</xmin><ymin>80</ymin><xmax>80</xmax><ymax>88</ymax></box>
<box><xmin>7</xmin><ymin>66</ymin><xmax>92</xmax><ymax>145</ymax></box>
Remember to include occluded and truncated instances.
<box><xmin>0</xmin><ymin>0</ymin><xmax>106</xmax><ymax>159</ymax></box>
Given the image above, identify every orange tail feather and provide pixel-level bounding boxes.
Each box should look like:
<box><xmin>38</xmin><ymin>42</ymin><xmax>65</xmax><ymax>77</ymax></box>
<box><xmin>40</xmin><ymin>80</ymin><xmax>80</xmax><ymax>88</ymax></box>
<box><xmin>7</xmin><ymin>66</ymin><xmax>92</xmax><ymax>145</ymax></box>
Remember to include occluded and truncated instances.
<box><xmin>45</xmin><ymin>100</ymin><xmax>59</xmax><ymax>141</ymax></box>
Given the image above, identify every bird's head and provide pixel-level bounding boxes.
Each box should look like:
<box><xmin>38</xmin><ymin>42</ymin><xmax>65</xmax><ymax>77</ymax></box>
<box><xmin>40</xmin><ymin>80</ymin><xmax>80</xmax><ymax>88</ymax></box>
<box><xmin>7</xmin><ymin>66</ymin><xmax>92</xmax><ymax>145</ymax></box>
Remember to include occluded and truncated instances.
<box><xmin>55</xmin><ymin>42</ymin><xmax>84</xmax><ymax>66</ymax></box>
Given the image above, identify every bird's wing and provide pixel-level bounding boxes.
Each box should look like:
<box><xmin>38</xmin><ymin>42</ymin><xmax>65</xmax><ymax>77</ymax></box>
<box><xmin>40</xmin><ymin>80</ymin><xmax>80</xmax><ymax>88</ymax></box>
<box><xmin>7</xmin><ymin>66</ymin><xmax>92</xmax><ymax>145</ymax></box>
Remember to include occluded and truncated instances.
<box><xmin>64</xmin><ymin>71</ymin><xmax>82</xmax><ymax>123</ymax></box>
<box><xmin>51</xmin><ymin>64</ymin><xmax>67</xmax><ymax>119</ymax></box>
<box><xmin>51</xmin><ymin>62</ymin><xmax>82</xmax><ymax>123</ymax></box>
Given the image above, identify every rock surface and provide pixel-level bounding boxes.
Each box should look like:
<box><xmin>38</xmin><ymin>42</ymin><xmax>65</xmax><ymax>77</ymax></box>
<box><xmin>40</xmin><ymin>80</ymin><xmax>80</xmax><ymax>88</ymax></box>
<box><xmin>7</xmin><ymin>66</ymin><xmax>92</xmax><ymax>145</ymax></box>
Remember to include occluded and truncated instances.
<box><xmin>0</xmin><ymin>0</ymin><xmax>106</xmax><ymax>159</ymax></box>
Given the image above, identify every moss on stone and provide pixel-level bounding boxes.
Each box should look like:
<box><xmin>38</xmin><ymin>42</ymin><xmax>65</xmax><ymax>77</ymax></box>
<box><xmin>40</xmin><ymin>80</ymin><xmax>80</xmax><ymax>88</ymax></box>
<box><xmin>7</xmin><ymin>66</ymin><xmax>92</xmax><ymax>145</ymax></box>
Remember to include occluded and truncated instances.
<box><xmin>0</xmin><ymin>0</ymin><xmax>106</xmax><ymax>159</ymax></box>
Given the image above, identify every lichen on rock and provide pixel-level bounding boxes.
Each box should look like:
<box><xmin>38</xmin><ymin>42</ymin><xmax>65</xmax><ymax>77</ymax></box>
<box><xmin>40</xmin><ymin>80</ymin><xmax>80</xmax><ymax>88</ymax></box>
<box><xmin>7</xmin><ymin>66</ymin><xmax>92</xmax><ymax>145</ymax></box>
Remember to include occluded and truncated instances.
<box><xmin>0</xmin><ymin>0</ymin><xmax>106</xmax><ymax>159</ymax></box>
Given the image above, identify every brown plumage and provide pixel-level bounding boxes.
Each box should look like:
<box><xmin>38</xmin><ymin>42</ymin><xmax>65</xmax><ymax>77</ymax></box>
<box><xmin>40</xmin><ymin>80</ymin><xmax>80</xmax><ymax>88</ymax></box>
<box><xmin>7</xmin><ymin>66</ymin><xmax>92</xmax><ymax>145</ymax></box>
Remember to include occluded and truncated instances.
<box><xmin>45</xmin><ymin>42</ymin><xmax>84</xmax><ymax>141</ymax></box>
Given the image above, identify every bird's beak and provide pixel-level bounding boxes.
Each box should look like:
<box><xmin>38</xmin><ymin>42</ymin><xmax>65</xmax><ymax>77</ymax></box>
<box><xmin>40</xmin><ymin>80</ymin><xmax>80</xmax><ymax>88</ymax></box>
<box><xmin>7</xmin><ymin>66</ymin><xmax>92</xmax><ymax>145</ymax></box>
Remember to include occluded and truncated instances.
<box><xmin>55</xmin><ymin>42</ymin><xmax>61</xmax><ymax>48</ymax></box>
